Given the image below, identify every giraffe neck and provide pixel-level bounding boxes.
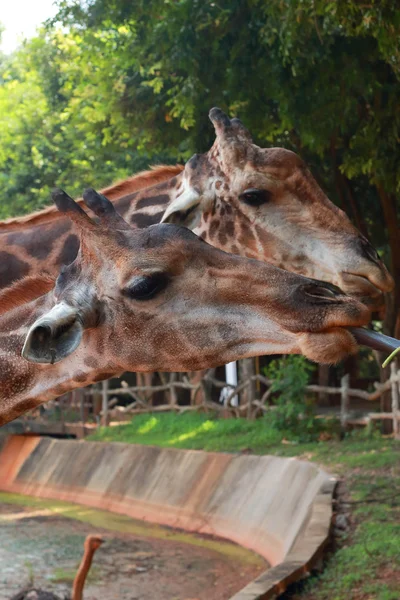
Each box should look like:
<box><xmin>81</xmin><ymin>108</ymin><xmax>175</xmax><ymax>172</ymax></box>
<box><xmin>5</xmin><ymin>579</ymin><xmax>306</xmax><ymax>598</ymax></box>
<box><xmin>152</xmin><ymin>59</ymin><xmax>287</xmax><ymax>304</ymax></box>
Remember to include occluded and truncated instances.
<box><xmin>114</xmin><ymin>171</ymin><xmax>184</xmax><ymax>227</ymax></box>
<box><xmin>0</xmin><ymin>298</ymin><xmax>111</xmax><ymax>426</ymax></box>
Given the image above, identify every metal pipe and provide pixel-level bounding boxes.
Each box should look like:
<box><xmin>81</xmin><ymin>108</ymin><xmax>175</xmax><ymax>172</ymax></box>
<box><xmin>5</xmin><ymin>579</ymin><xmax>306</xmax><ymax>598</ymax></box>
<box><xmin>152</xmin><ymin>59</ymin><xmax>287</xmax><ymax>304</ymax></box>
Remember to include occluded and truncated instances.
<box><xmin>350</xmin><ymin>327</ymin><xmax>400</xmax><ymax>353</ymax></box>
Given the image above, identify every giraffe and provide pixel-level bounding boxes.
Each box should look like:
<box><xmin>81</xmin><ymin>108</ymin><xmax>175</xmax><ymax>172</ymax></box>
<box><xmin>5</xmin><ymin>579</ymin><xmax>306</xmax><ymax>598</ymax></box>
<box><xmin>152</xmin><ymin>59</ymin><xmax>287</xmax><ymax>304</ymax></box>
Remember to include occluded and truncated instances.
<box><xmin>0</xmin><ymin>109</ymin><xmax>392</xmax><ymax>309</ymax></box>
<box><xmin>0</xmin><ymin>188</ymin><xmax>370</xmax><ymax>426</ymax></box>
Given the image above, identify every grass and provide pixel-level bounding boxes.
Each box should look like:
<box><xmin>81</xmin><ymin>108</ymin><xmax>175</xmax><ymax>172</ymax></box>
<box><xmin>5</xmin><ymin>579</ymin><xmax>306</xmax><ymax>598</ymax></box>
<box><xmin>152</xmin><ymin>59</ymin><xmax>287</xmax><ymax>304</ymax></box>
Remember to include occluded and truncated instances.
<box><xmin>89</xmin><ymin>413</ymin><xmax>400</xmax><ymax>600</ymax></box>
<box><xmin>89</xmin><ymin>411</ymin><xmax>284</xmax><ymax>451</ymax></box>
<box><xmin>50</xmin><ymin>566</ymin><xmax>100</xmax><ymax>584</ymax></box>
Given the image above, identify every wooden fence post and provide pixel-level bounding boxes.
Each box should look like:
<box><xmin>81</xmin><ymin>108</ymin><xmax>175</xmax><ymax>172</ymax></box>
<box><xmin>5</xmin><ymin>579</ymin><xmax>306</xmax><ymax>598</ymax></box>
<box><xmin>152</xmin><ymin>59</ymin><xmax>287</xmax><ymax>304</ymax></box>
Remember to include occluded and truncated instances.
<box><xmin>201</xmin><ymin>368</ymin><xmax>215</xmax><ymax>406</ymax></box>
<box><xmin>102</xmin><ymin>380</ymin><xmax>109</xmax><ymax>426</ymax></box>
<box><xmin>79</xmin><ymin>390</ymin><xmax>85</xmax><ymax>425</ymax></box>
<box><xmin>239</xmin><ymin>358</ymin><xmax>255</xmax><ymax>408</ymax></box>
<box><xmin>188</xmin><ymin>370</ymin><xmax>206</xmax><ymax>405</ymax></box>
<box><xmin>340</xmin><ymin>374</ymin><xmax>350</xmax><ymax>430</ymax></box>
<box><xmin>390</xmin><ymin>363</ymin><xmax>400</xmax><ymax>439</ymax></box>
<box><xmin>169</xmin><ymin>373</ymin><xmax>178</xmax><ymax>408</ymax></box>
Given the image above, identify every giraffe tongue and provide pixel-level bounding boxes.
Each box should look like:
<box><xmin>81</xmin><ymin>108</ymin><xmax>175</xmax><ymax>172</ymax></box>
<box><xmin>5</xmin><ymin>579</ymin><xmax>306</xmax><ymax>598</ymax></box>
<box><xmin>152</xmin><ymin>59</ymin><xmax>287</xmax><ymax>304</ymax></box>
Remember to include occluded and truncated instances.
<box><xmin>350</xmin><ymin>327</ymin><xmax>400</xmax><ymax>353</ymax></box>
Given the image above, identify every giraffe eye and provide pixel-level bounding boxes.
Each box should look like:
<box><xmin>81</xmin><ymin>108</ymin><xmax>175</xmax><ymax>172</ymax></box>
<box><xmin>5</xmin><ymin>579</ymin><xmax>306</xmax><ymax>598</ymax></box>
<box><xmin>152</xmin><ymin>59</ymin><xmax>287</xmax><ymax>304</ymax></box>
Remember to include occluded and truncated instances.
<box><xmin>124</xmin><ymin>273</ymin><xmax>169</xmax><ymax>301</ymax></box>
<box><xmin>239</xmin><ymin>188</ymin><xmax>271</xmax><ymax>206</ymax></box>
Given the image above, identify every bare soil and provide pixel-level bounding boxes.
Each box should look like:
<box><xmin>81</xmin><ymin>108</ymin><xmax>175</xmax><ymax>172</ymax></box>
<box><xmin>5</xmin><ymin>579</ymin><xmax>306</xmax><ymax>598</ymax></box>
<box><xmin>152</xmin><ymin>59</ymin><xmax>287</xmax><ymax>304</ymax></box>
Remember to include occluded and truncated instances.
<box><xmin>0</xmin><ymin>501</ymin><xmax>266</xmax><ymax>600</ymax></box>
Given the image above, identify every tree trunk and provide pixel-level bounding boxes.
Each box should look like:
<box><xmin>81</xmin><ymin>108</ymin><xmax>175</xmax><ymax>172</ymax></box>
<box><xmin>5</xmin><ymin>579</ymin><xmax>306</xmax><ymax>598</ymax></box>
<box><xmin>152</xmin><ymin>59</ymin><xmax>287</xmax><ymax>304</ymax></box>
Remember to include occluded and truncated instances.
<box><xmin>330</xmin><ymin>138</ymin><xmax>369</xmax><ymax>237</ymax></box>
<box><xmin>92</xmin><ymin>384</ymin><xmax>102</xmax><ymax>418</ymax></box>
<box><xmin>376</xmin><ymin>184</ymin><xmax>400</xmax><ymax>432</ymax></box>
<box><xmin>341</xmin><ymin>175</ymin><xmax>369</xmax><ymax>238</ymax></box>
<box><xmin>376</xmin><ymin>185</ymin><xmax>400</xmax><ymax>337</ymax></box>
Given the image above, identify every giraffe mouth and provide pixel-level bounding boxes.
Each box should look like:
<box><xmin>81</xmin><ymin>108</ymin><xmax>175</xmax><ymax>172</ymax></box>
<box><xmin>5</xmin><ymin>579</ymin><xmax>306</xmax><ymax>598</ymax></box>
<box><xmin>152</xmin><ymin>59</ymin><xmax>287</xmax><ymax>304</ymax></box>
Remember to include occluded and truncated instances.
<box><xmin>340</xmin><ymin>272</ymin><xmax>387</xmax><ymax>307</ymax></box>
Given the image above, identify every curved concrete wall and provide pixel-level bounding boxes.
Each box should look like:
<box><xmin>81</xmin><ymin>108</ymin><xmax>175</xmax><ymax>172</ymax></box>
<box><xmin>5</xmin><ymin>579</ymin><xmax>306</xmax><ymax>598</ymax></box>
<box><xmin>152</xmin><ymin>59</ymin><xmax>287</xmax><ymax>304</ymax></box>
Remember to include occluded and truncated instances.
<box><xmin>0</xmin><ymin>435</ymin><xmax>336</xmax><ymax>599</ymax></box>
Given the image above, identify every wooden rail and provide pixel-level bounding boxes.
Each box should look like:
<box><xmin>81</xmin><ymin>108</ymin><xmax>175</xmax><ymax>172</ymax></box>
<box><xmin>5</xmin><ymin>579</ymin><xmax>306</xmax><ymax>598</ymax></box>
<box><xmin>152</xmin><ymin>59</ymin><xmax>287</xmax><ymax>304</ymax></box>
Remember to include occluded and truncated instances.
<box><xmin>21</xmin><ymin>366</ymin><xmax>400</xmax><ymax>439</ymax></box>
<box><xmin>82</xmin><ymin>368</ymin><xmax>400</xmax><ymax>438</ymax></box>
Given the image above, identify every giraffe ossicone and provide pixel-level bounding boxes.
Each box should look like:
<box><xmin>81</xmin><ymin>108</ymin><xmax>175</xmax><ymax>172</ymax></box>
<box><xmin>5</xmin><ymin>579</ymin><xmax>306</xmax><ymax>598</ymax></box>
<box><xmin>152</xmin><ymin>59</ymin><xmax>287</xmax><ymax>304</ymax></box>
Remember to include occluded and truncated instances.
<box><xmin>0</xmin><ymin>188</ymin><xmax>371</xmax><ymax>425</ymax></box>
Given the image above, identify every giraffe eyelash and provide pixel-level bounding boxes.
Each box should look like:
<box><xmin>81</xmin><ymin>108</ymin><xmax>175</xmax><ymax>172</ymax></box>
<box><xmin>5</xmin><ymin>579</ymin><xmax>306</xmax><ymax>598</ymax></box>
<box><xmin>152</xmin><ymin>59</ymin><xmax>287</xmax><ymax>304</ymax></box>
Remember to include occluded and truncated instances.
<box><xmin>123</xmin><ymin>273</ymin><xmax>169</xmax><ymax>301</ymax></box>
<box><xmin>239</xmin><ymin>189</ymin><xmax>272</xmax><ymax>206</ymax></box>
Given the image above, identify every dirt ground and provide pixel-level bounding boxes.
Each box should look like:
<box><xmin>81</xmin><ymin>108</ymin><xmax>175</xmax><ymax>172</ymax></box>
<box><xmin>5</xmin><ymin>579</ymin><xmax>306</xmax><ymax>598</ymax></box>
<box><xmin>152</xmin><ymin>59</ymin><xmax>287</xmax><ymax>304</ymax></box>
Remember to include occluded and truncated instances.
<box><xmin>0</xmin><ymin>500</ymin><xmax>266</xmax><ymax>600</ymax></box>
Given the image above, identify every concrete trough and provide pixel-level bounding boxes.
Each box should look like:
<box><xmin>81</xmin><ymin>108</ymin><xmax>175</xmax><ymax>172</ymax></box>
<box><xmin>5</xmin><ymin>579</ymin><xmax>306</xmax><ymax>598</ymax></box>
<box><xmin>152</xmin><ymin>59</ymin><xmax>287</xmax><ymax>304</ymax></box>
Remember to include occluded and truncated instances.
<box><xmin>0</xmin><ymin>435</ymin><xmax>336</xmax><ymax>599</ymax></box>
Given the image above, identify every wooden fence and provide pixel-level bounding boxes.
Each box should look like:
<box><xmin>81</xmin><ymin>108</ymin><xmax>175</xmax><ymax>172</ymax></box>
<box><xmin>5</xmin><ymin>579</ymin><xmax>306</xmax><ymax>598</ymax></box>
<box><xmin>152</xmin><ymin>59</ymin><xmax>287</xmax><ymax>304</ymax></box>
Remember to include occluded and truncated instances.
<box><xmin>80</xmin><ymin>364</ymin><xmax>400</xmax><ymax>439</ymax></box>
<box><xmin>21</xmin><ymin>364</ymin><xmax>400</xmax><ymax>439</ymax></box>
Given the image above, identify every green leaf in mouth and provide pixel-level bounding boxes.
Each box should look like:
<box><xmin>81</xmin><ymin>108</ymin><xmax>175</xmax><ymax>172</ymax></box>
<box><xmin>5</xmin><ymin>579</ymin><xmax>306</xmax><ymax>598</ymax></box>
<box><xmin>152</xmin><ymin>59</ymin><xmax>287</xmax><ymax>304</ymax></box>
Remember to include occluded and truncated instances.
<box><xmin>382</xmin><ymin>346</ymin><xmax>400</xmax><ymax>368</ymax></box>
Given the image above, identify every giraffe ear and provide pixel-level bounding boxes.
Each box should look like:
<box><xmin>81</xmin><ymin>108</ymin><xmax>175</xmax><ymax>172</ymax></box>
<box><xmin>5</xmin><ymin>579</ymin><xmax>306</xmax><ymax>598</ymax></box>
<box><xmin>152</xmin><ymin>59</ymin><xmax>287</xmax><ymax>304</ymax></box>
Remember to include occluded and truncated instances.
<box><xmin>160</xmin><ymin>188</ymin><xmax>202</xmax><ymax>229</ymax></box>
<box><xmin>22</xmin><ymin>303</ymin><xmax>83</xmax><ymax>364</ymax></box>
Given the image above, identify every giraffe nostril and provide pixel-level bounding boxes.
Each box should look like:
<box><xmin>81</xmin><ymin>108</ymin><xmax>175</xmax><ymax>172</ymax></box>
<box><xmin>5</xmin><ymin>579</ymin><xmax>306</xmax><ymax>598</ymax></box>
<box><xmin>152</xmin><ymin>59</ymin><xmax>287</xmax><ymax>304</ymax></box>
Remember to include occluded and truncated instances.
<box><xmin>360</xmin><ymin>238</ymin><xmax>380</xmax><ymax>264</ymax></box>
<box><xmin>22</xmin><ymin>307</ymin><xmax>83</xmax><ymax>364</ymax></box>
<box><xmin>302</xmin><ymin>282</ymin><xmax>344</xmax><ymax>303</ymax></box>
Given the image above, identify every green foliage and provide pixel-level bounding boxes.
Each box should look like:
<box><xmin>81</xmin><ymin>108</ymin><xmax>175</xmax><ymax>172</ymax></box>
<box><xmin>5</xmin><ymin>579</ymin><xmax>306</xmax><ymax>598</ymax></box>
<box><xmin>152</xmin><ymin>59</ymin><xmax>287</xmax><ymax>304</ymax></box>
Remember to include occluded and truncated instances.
<box><xmin>263</xmin><ymin>355</ymin><xmax>319</xmax><ymax>441</ymax></box>
<box><xmin>0</xmin><ymin>27</ymin><xmax>174</xmax><ymax>218</ymax></box>
<box><xmin>50</xmin><ymin>0</ymin><xmax>400</xmax><ymax>208</ymax></box>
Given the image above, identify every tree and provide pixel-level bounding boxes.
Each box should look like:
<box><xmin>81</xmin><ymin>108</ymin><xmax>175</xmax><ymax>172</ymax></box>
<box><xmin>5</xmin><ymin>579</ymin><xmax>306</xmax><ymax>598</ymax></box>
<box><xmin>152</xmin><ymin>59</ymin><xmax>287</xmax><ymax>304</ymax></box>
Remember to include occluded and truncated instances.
<box><xmin>0</xmin><ymin>26</ymin><xmax>173</xmax><ymax>219</ymax></box>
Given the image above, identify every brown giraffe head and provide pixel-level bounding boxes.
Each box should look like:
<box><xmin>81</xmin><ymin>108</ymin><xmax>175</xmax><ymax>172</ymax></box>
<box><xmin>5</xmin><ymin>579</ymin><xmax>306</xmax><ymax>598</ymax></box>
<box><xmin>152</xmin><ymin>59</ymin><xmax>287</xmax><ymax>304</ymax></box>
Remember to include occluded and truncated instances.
<box><xmin>21</xmin><ymin>188</ymin><xmax>369</xmax><ymax>374</ymax></box>
<box><xmin>162</xmin><ymin>108</ymin><xmax>393</xmax><ymax>308</ymax></box>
